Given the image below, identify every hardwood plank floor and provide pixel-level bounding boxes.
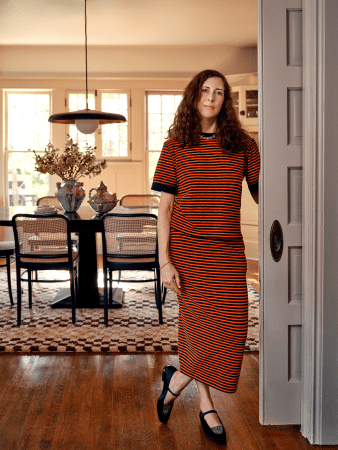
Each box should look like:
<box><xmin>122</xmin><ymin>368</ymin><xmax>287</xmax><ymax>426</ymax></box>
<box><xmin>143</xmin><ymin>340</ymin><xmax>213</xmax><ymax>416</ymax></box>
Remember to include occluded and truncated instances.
<box><xmin>0</xmin><ymin>352</ymin><xmax>330</xmax><ymax>450</ymax></box>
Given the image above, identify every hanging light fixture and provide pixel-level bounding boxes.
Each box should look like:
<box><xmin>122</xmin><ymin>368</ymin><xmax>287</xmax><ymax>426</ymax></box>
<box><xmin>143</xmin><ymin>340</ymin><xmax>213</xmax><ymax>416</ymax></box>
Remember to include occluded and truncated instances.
<box><xmin>48</xmin><ymin>0</ymin><xmax>126</xmax><ymax>134</ymax></box>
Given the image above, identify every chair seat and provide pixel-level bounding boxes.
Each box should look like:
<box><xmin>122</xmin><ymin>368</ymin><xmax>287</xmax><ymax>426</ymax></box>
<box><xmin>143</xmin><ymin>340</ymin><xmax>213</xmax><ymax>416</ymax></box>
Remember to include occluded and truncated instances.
<box><xmin>21</xmin><ymin>252</ymin><xmax>79</xmax><ymax>264</ymax></box>
<box><xmin>107</xmin><ymin>256</ymin><xmax>155</xmax><ymax>264</ymax></box>
<box><xmin>0</xmin><ymin>241</ymin><xmax>15</xmax><ymax>255</ymax></box>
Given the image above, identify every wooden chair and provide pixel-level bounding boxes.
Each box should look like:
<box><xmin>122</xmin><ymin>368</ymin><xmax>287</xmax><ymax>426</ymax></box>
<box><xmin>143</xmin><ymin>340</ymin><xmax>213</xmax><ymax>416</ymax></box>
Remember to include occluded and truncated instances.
<box><xmin>0</xmin><ymin>241</ymin><xmax>15</xmax><ymax>306</ymax></box>
<box><xmin>119</xmin><ymin>194</ymin><xmax>160</xmax><ymax>208</ymax></box>
<box><xmin>12</xmin><ymin>214</ymin><xmax>79</xmax><ymax>326</ymax></box>
<box><xmin>101</xmin><ymin>213</ymin><xmax>162</xmax><ymax>326</ymax></box>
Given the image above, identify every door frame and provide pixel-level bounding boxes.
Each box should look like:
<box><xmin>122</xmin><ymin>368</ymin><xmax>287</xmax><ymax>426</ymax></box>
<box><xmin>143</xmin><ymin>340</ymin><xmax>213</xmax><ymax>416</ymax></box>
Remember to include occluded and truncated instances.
<box><xmin>302</xmin><ymin>0</ymin><xmax>338</xmax><ymax>445</ymax></box>
<box><xmin>259</xmin><ymin>0</ymin><xmax>338</xmax><ymax>444</ymax></box>
<box><xmin>301</xmin><ymin>0</ymin><xmax>319</xmax><ymax>443</ymax></box>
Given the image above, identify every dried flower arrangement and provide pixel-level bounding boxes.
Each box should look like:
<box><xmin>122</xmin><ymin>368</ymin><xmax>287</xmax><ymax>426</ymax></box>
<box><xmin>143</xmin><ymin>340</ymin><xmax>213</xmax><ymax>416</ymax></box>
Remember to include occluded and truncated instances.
<box><xmin>32</xmin><ymin>135</ymin><xmax>107</xmax><ymax>181</ymax></box>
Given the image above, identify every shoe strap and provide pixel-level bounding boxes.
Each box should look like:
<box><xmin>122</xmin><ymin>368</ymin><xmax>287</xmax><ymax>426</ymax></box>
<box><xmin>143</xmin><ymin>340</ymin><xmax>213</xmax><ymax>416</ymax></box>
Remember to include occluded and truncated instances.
<box><xmin>168</xmin><ymin>387</ymin><xmax>180</xmax><ymax>397</ymax></box>
<box><xmin>200</xmin><ymin>409</ymin><xmax>217</xmax><ymax>417</ymax></box>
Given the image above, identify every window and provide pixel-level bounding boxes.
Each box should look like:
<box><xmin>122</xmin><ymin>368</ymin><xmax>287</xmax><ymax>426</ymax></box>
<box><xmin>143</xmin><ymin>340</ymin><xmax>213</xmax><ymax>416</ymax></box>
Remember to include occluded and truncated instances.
<box><xmin>146</xmin><ymin>92</ymin><xmax>183</xmax><ymax>192</ymax></box>
<box><xmin>5</xmin><ymin>91</ymin><xmax>51</xmax><ymax>206</ymax></box>
<box><xmin>67</xmin><ymin>90</ymin><xmax>130</xmax><ymax>158</ymax></box>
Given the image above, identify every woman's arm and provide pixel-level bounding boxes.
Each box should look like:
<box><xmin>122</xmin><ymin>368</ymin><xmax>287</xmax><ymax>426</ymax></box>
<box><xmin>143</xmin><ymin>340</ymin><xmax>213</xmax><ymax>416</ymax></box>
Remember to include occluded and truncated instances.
<box><xmin>158</xmin><ymin>192</ymin><xmax>181</xmax><ymax>294</ymax></box>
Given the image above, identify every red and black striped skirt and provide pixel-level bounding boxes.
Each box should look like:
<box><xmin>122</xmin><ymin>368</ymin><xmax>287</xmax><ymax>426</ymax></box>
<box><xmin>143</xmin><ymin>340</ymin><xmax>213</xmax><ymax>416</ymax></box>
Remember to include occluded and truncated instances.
<box><xmin>169</xmin><ymin>229</ymin><xmax>248</xmax><ymax>393</ymax></box>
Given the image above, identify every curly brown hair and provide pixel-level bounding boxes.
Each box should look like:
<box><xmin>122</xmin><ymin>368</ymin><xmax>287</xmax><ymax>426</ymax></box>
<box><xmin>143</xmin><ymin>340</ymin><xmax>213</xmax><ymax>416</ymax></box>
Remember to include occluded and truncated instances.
<box><xmin>168</xmin><ymin>69</ymin><xmax>247</xmax><ymax>154</ymax></box>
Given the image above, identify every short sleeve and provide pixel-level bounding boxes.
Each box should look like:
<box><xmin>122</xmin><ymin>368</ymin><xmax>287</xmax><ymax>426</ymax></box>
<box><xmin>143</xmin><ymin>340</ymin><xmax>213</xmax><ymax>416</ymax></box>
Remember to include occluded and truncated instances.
<box><xmin>151</xmin><ymin>141</ymin><xmax>178</xmax><ymax>195</ymax></box>
<box><xmin>246</xmin><ymin>137</ymin><xmax>260</xmax><ymax>194</ymax></box>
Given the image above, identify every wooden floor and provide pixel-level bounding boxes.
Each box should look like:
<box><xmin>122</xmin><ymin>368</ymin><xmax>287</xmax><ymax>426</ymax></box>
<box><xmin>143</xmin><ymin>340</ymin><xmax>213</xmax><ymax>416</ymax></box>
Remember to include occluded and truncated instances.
<box><xmin>0</xmin><ymin>352</ymin><xmax>330</xmax><ymax>450</ymax></box>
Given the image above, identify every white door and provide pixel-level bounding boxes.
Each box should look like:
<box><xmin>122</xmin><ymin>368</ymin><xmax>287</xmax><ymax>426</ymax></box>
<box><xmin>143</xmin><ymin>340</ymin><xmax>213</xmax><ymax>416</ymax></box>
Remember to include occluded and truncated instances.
<box><xmin>259</xmin><ymin>0</ymin><xmax>303</xmax><ymax>424</ymax></box>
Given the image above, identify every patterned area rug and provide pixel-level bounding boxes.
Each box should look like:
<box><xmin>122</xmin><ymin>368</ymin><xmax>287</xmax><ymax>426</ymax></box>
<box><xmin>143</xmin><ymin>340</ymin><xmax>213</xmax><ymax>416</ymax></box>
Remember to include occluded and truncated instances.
<box><xmin>0</xmin><ymin>269</ymin><xmax>259</xmax><ymax>353</ymax></box>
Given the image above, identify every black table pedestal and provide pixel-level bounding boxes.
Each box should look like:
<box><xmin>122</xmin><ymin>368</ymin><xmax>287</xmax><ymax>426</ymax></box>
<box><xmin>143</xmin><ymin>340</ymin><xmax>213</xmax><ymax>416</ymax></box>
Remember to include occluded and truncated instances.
<box><xmin>51</xmin><ymin>287</ymin><xmax>123</xmax><ymax>309</ymax></box>
<box><xmin>51</xmin><ymin>228</ymin><xmax>123</xmax><ymax>309</ymax></box>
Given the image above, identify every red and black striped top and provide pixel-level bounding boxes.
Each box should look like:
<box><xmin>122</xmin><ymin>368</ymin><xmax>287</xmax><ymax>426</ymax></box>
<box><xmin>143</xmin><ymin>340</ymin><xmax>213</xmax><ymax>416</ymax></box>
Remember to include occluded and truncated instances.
<box><xmin>152</xmin><ymin>134</ymin><xmax>260</xmax><ymax>240</ymax></box>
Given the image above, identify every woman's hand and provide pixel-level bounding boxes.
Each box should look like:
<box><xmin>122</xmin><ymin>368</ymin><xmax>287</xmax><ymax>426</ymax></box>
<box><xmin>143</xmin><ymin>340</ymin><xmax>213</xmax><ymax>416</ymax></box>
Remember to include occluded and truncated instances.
<box><xmin>161</xmin><ymin>262</ymin><xmax>181</xmax><ymax>294</ymax></box>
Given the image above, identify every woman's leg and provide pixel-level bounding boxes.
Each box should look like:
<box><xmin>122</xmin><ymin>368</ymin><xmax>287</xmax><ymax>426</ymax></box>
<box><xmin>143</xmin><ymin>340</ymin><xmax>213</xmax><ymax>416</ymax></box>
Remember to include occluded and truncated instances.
<box><xmin>163</xmin><ymin>370</ymin><xmax>193</xmax><ymax>405</ymax></box>
<box><xmin>196</xmin><ymin>381</ymin><xmax>222</xmax><ymax>428</ymax></box>
<box><xmin>162</xmin><ymin>371</ymin><xmax>222</xmax><ymax>428</ymax></box>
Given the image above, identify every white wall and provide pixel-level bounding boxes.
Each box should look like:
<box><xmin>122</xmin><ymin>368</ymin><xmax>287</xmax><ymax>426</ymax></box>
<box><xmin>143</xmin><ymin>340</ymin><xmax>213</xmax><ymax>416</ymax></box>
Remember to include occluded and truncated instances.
<box><xmin>0</xmin><ymin>45</ymin><xmax>257</xmax><ymax>78</ymax></box>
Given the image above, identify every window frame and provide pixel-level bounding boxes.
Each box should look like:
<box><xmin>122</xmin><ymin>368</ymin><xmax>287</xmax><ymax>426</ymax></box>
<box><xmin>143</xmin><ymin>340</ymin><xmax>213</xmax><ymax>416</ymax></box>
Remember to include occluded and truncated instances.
<box><xmin>66</xmin><ymin>89</ymin><xmax>131</xmax><ymax>161</ymax></box>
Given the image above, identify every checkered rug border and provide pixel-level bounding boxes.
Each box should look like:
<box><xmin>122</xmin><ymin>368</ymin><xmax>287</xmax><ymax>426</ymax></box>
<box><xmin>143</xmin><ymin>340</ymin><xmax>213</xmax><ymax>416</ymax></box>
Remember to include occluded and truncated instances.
<box><xmin>0</xmin><ymin>269</ymin><xmax>259</xmax><ymax>353</ymax></box>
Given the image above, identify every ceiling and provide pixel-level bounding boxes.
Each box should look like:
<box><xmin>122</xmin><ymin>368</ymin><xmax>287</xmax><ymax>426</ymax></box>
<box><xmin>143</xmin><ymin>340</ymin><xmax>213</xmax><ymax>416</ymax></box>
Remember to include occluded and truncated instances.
<box><xmin>0</xmin><ymin>0</ymin><xmax>257</xmax><ymax>47</ymax></box>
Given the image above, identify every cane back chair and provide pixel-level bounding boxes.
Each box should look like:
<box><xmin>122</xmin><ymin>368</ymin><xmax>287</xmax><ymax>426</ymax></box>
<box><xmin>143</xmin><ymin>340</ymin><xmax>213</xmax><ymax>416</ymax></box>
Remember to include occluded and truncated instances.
<box><xmin>12</xmin><ymin>214</ymin><xmax>79</xmax><ymax>326</ymax></box>
<box><xmin>37</xmin><ymin>196</ymin><xmax>63</xmax><ymax>209</ymax></box>
<box><xmin>118</xmin><ymin>194</ymin><xmax>167</xmax><ymax>303</ymax></box>
<box><xmin>36</xmin><ymin>196</ymin><xmax>78</xmax><ymax>249</ymax></box>
<box><xmin>101</xmin><ymin>213</ymin><xmax>162</xmax><ymax>326</ymax></box>
<box><xmin>0</xmin><ymin>241</ymin><xmax>15</xmax><ymax>305</ymax></box>
<box><xmin>119</xmin><ymin>195</ymin><xmax>160</xmax><ymax>208</ymax></box>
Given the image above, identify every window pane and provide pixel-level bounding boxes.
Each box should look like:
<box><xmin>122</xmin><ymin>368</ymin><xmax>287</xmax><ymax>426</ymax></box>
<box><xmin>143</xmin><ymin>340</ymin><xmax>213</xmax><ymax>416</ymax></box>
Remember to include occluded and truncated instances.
<box><xmin>103</xmin><ymin>140</ymin><xmax>119</xmax><ymax>157</ymax></box>
<box><xmin>8</xmin><ymin>152</ymin><xmax>49</xmax><ymax>206</ymax></box>
<box><xmin>148</xmin><ymin>132</ymin><xmax>163</xmax><ymax>151</ymax></box>
<box><xmin>146</xmin><ymin>92</ymin><xmax>183</xmax><ymax>191</ymax></box>
<box><xmin>119</xmin><ymin>140</ymin><xmax>128</xmax><ymax>157</ymax></box>
<box><xmin>148</xmin><ymin>95</ymin><xmax>161</xmax><ymax>114</ymax></box>
<box><xmin>162</xmin><ymin>95</ymin><xmax>175</xmax><ymax>113</ymax></box>
<box><xmin>162</xmin><ymin>114</ymin><xmax>175</xmax><ymax>134</ymax></box>
<box><xmin>101</xmin><ymin>93</ymin><xmax>128</xmax><ymax>158</ymax></box>
<box><xmin>148</xmin><ymin>114</ymin><xmax>162</xmax><ymax>132</ymax></box>
<box><xmin>7</xmin><ymin>93</ymin><xmax>50</xmax><ymax>151</ymax></box>
<box><xmin>69</xmin><ymin>92</ymin><xmax>95</xmax><ymax>111</ymax></box>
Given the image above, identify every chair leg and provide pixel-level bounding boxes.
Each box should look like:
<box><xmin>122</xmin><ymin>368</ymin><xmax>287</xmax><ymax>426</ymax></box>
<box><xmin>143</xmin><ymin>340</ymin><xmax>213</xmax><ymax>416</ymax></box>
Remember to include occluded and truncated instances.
<box><xmin>109</xmin><ymin>270</ymin><xmax>113</xmax><ymax>306</ymax></box>
<box><xmin>156</xmin><ymin>266</ymin><xmax>163</xmax><ymax>325</ymax></box>
<box><xmin>104</xmin><ymin>266</ymin><xmax>108</xmax><ymax>326</ymax></box>
<box><xmin>75</xmin><ymin>268</ymin><xmax>79</xmax><ymax>301</ymax></box>
<box><xmin>6</xmin><ymin>255</ymin><xmax>14</xmax><ymax>306</ymax></box>
<box><xmin>162</xmin><ymin>284</ymin><xmax>167</xmax><ymax>305</ymax></box>
<box><xmin>154</xmin><ymin>270</ymin><xmax>157</xmax><ymax>302</ymax></box>
<box><xmin>16</xmin><ymin>266</ymin><xmax>22</xmax><ymax>326</ymax></box>
<box><xmin>118</xmin><ymin>269</ymin><xmax>121</xmax><ymax>284</ymax></box>
<box><xmin>70</xmin><ymin>269</ymin><xmax>76</xmax><ymax>325</ymax></box>
<box><xmin>28</xmin><ymin>270</ymin><xmax>33</xmax><ymax>309</ymax></box>
<box><xmin>35</xmin><ymin>270</ymin><xmax>38</xmax><ymax>281</ymax></box>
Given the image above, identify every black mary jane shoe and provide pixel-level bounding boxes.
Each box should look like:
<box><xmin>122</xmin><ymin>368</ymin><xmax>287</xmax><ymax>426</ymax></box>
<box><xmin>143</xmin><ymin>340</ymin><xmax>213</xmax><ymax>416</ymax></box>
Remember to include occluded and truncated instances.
<box><xmin>199</xmin><ymin>410</ymin><xmax>227</xmax><ymax>445</ymax></box>
<box><xmin>157</xmin><ymin>365</ymin><xmax>180</xmax><ymax>423</ymax></box>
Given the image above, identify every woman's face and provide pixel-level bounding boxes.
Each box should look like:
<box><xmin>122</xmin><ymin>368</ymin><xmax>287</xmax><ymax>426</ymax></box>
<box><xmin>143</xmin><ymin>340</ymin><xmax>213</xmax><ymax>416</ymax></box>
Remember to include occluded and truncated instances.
<box><xmin>197</xmin><ymin>77</ymin><xmax>225</xmax><ymax>122</ymax></box>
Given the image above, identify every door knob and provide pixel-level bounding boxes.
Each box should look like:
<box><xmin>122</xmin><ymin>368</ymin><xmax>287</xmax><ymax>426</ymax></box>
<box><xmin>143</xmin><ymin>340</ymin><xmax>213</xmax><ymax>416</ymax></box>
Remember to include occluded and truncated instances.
<box><xmin>270</xmin><ymin>220</ymin><xmax>283</xmax><ymax>262</ymax></box>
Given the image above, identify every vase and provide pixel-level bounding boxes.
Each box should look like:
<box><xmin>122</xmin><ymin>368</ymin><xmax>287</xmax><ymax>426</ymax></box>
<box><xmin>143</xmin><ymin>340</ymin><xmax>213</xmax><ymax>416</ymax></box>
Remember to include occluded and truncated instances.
<box><xmin>55</xmin><ymin>180</ymin><xmax>85</xmax><ymax>213</ymax></box>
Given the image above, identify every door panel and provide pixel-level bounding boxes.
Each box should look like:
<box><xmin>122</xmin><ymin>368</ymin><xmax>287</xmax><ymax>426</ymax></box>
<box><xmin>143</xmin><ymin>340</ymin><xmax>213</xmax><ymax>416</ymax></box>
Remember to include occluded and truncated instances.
<box><xmin>259</xmin><ymin>0</ymin><xmax>303</xmax><ymax>424</ymax></box>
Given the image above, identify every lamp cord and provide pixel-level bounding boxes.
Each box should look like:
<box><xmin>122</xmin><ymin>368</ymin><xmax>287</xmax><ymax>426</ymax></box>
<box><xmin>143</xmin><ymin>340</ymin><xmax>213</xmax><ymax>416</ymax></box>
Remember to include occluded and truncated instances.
<box><xmin>85</xmin><ymin>0</ymin><xmax>88</xmax><ymax>110</ymax></box>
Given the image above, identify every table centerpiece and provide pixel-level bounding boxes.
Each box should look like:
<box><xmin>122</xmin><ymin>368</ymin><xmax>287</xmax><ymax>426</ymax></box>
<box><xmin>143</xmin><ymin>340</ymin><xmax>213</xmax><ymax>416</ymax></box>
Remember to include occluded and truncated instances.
<box><xmin>32</xmin><ymin>135</ymin><xmax>107</xmax><ymax>212</ymax></box>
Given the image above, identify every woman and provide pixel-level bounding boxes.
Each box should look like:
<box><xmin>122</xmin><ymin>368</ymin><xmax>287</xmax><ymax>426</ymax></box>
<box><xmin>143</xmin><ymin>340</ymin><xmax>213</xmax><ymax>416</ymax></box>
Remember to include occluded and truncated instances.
<box><xmin>152</xmin><ymin>69</ymin><xmax>260</xmax><ymax>445</ymax></box>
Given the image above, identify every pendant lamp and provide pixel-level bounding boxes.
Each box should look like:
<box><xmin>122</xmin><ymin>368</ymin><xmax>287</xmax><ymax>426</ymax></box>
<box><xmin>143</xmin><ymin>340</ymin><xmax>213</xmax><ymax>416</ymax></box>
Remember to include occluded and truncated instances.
<box><xmin>48</xmin><ymin>0</ymin><xmax>126</xmax><ymax>134</ymax></box>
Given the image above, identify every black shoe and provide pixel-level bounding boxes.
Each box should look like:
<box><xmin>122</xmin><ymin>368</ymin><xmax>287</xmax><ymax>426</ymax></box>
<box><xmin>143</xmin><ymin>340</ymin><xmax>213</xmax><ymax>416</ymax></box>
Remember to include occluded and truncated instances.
<box><xmin>157</xmin><ymin>365</ymin><xmax>180</xmax><ymax>423</ymax></box>
<box><xmin>199</xmin><ymin>410</ymin><xmax>227</xmax><ymax>445</ymax></box>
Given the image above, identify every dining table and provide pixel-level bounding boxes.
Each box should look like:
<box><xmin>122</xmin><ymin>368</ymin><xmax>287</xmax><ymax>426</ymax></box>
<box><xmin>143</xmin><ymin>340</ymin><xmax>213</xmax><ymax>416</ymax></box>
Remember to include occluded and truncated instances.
<box><xmin>0</xmin><ymin>204</ymin><xmax>158</xmax><ymax>309</ymax></box>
